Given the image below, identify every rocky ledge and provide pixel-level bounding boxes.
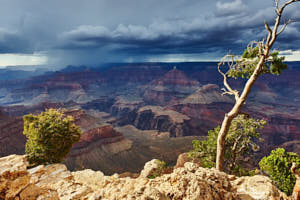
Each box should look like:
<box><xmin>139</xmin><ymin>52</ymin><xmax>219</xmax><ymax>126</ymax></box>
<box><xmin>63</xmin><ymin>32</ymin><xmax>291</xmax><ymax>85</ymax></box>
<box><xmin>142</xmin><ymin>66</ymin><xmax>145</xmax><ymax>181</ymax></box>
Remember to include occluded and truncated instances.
<box><xmin>0</xmin><ymin>155</ymin><xmax>294</xmax><ymax>200</ymax></box>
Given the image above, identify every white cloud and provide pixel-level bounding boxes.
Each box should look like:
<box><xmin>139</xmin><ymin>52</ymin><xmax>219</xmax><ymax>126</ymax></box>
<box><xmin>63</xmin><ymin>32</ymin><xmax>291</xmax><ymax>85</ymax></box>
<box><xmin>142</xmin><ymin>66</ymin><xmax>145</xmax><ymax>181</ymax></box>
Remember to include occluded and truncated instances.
<box><xmin>0</xmin><ymin>53</ymin><xmax>48</xmax><ymax>67</ymax></box>
<box><xmin>61</xmin><ymin>23</ymin><xmax>166</xmax><ymax>43</ymax></box>
<box><xmin>216</xmin><ymin>0</ymin><xmax>247</xmax><ymax>16</ymax></box>
<box><xmin>60</xmin><ymin>25</ymin><xmax>110</xmax><ymax>39</ymax></box>
<box><xmin>147</xmin><ymin>53</ymin><xmax>218</xmax><ymax>62</ymax></box>
<box><xmin>279</xmin><ymin>50</ymin><xmax>300</xmax><ymax>61</ymax></box>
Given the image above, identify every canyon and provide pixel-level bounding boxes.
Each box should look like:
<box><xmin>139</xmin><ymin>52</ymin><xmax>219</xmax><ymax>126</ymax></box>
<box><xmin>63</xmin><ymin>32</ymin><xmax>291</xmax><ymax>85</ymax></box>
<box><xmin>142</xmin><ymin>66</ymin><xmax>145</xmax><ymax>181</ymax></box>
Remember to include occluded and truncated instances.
<box><xmin>0</xmin><ymin>62</ymin><xmax>299</xmax><ymax>174</ymax></box>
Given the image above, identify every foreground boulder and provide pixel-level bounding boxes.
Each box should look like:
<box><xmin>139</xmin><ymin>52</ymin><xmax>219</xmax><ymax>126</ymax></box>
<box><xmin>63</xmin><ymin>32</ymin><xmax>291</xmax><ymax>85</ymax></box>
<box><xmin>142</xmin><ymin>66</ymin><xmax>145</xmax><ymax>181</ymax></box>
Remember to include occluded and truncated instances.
<box><xmin>0</xmin><ymin>155</ymin><xmax>290</xmax><ymax>200</ymax></box>
<box><xmin>174</xmin><ymin>152</ymin><xmax>190</xmax><ymax>169</ymax></box>
<box><xmin>232</xmin><ymin>175</ymin><xmax>288</xmax><ymax>200</ymax></box>
<box><xmin>139</xmin><ymin>159</ymin><xmax>167</xmax><ymax>178</ymax></box>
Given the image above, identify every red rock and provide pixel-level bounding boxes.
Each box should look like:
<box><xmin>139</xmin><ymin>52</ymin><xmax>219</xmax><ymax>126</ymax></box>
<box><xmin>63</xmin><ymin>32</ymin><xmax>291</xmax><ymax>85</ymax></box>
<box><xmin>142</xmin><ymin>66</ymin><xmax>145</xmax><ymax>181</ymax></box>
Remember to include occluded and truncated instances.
<box><xmin>152</xmin><ymin>67</ymin><xmax>200</xmax><ymax>87</ymax></box>
<box><xmin>72</xmin><ymin>125</ymin><xmax>123</xmax><ymax>150</ymax></box>
<box><xmin>0</xmin><ymin>110</ymin><xmax>25</xmax><ymax>157</ymax></box>
<box><xmin>143</xmin><ymin>67</ymin><xmax>200</xmax><ymax>105</ymax></box>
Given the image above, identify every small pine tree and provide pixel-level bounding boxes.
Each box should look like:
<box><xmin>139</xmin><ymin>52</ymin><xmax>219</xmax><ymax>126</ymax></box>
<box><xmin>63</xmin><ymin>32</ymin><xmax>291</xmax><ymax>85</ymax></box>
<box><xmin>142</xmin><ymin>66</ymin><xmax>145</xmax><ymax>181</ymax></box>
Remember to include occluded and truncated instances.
<box><xmin>23</xmin><ymin>109</ymin><xmax>81</xmax><ymax>166</ymax></box>
<box><xmin>259</xmin><ymin>148</ymin><xmax>300</xmax><ymax>196</ymax></box>
<box><xmin>189</xmin><ymin>114</ymin><xmax>266</xmax><ymax>176</ymax></box>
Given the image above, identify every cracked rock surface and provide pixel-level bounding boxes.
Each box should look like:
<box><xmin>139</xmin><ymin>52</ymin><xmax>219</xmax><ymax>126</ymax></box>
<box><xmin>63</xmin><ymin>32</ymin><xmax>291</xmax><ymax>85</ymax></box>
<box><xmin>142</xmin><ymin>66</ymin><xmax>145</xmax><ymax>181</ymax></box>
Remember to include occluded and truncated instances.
<box><xmin>0</xmin><ymin>155</ymin><xmax>289</xmax><ymax>200</ymax></box>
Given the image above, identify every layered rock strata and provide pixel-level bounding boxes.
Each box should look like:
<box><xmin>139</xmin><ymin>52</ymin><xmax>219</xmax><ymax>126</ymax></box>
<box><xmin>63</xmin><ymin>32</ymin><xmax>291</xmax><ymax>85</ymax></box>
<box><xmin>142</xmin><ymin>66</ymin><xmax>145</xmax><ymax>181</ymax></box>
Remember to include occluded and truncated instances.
<box><xmin>134</xmin><ymin>106</ymin><xmax>190</xmax><ymax>137</ymax></box>
<box><xmin>143</xmin><ymin>67</ymin><xmax>200</xmax><ymax>105</ymax></box>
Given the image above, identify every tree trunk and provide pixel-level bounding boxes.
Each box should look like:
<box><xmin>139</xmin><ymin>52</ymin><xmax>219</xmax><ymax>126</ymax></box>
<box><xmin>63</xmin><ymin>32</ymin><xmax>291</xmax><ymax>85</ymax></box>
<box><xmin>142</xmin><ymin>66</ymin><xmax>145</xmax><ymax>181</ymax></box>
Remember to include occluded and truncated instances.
<box><xmin>214</xmin><ymin>0</ymin><xmax>297</xmax><ymax>171</ymax></box>
<box><xmin>216</xmin><ymin>56</ymin><xmax>266</xmax><ymax>171</ymax></box>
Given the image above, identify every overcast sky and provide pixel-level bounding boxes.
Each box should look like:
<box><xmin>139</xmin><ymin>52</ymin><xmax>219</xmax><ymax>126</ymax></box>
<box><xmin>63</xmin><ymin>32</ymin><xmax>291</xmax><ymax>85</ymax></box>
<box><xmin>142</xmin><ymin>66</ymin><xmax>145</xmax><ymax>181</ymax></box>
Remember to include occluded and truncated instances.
<box><xmin>0</xmin><ymin>0</ymin><xmax>300</xmax><ymax>68</ymax></box>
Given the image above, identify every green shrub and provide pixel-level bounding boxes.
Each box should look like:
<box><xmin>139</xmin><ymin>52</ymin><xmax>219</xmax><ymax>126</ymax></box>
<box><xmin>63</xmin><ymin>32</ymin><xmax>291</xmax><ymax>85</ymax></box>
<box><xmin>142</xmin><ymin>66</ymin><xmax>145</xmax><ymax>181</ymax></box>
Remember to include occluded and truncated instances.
<box><xmin>23</xmin><ymin>109</ymin><xmax>81</xmax><ymax>166</ymax></box>
<box><xmin>189</xmin><ymin>114</ymin><xmax>266</xmax><ymax>176</ymax></box>
<box><xmin>259</xmin><ymin>148</ymin><xmax>300</xmax><ymax>195</ymax></box>
<box><xmin>189</xmin><ymin>127</ymin><xmax>218</xmax><ymax>169</ymax></box>
<box><xmin>147</xmin><ymin>159</ymin><xmax>171</xmax><ymax>179</ymax></box>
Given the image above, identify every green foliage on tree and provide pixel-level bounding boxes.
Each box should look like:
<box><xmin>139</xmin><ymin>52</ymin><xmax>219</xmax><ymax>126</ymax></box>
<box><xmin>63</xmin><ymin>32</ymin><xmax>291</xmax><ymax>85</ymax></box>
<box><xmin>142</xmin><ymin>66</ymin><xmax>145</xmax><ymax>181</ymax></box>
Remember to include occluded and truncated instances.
<box><xmin>189</xmin><ymin>114</ymin><xmax>266</xmax><ymax>176</ymax></box>
<box><xmin>23</xmin><ymin>109</ymin><xmax>82</xmax><ymax>166</ymax></box>
<box><xmin>189</xmin><ymin>127</ymin><xmax>218</xmax><ymax>169</ymax></box>
<box><xmin>227</xmin><ymin>47</ymin><xmax>287</xmax><ymax>79</ymax></box>
<box><xmin>259</xmin><ymin>148</ymin><xmax>300</xmax><ymax>196</ymax></box>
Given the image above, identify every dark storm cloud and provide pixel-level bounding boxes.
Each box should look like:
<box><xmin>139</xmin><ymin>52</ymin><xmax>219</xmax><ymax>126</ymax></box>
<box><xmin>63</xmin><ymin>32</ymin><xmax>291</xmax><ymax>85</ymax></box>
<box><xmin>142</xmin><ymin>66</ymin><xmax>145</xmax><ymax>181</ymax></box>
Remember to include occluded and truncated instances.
<box><xmin>0</xmin><ymin>0</ymin><xmax>299</xmax><ymax>66</ymax></box>
<box><xmin>0</xmin><ymin>29</ymin><xmax>31</xmax><ymax>53</ymax></box>
<box><xmin>57</xmin><ymin>2</ymin><xmax>277</xmax><ymax>59</ymax></box>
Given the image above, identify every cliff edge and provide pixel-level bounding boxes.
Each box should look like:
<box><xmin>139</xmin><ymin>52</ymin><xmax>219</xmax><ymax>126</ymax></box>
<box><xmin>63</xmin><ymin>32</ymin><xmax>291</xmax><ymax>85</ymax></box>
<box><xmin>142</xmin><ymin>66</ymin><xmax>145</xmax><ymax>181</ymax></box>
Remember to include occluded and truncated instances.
<box><xmin>0</xmin><ymin>154</ymin><xmax>291</xmax><ymax>200</ymax></box>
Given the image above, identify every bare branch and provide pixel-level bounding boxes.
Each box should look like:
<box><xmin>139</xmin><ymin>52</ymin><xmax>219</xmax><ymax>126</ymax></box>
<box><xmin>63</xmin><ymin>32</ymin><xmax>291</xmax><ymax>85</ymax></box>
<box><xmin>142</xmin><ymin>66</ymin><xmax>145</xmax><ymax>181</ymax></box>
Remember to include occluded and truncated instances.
<box><xmin>232</xmin><ymin>134</ymin><xmax>243</xmax><ymax>153</ymax></box>
<box><xmin>264</xmin><ymin>21</ymin><xmax>272</xmax><ymax>44</ymax></box>
<box><xmin>218</xmin><ymin>61</ymin><xmax>240</xmax><ymax>101</ymax></box>
<box><xmin>275</xmin><ymin>0</ymin><xmax>280</xmax><ymax>15</ymax></box>
<box><xmin>277</xmin><ymin>19</ymin><xmax>295</xmax><ymax>35</ymax></box>
<box><xmin>221</xmin><ymin>90</ymin><xmax>235</xmax><ymax>96</ymax></box>
<box><xmin>268</xmin><ymin>0</ymin><xmax>299</xmax><ymax>47</ymax></box>
<box><xmin>278</xmin><ymin>0</ymin><xmax>299</xmax><ymax>14</ymax></box>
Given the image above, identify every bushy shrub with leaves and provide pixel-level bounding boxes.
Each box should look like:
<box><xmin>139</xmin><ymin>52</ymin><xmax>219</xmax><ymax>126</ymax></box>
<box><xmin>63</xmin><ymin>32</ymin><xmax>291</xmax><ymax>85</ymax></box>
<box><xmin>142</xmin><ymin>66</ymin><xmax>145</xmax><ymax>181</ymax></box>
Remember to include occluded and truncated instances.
<box><xmin>259</xmin><ymin>148</ymin><xmax>300</xmax><ymax>195</ymax></box>
<box><xmin>189</xmin><ymin>114</ymin><xmax>266</xmax><ymax>176</ymax></box>
<box><xmin>23</xmin><ymin>109</ymin><xmax>81</xmax><ymax>166</ymax></box>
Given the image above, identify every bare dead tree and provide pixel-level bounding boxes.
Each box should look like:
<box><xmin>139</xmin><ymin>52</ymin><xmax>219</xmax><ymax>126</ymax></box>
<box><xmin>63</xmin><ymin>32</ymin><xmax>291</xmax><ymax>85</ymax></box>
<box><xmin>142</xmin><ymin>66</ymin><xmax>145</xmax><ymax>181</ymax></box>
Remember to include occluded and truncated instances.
<box><xmin>216</xmin><ymin>0</ymin><xmax>300</xmax><ymax>171</ymax></box>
